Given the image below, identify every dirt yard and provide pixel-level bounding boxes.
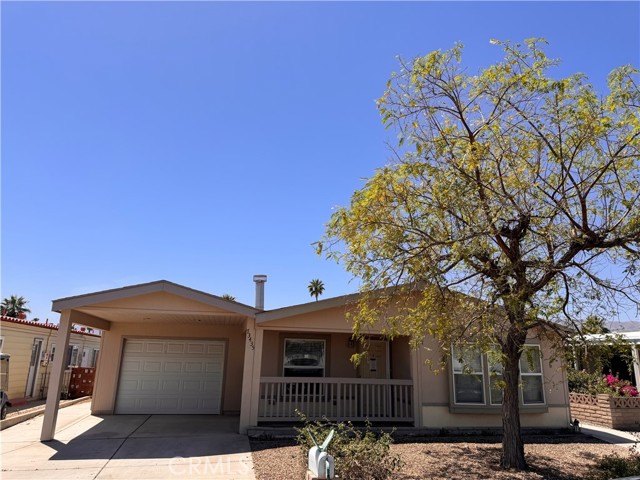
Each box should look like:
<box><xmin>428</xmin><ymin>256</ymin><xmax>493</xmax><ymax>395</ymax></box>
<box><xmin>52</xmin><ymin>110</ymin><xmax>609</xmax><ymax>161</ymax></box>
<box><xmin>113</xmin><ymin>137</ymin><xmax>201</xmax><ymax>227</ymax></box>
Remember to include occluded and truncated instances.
<box><xmin>250</xmin><ymin>435</ymin><xmax>628</xmax><ymax>480</ymax></box>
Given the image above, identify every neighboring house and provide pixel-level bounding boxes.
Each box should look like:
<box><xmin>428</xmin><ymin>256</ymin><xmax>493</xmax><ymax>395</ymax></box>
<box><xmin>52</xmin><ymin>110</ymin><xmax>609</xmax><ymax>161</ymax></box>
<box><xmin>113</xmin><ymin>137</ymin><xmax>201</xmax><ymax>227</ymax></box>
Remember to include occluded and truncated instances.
<box><xmin>576</xmin><ymin>331</ymin><xmax>640</xmax><ymax>385</ymax></box>
<box><xmin>40</xmin><ymin>277</ymin><xmax>570</xmax><ymax>440</ymax></box>
<box><xmin>0</xmin><ymin>315</ymin><xmax>101</xmax><ymax>404</ymax></box>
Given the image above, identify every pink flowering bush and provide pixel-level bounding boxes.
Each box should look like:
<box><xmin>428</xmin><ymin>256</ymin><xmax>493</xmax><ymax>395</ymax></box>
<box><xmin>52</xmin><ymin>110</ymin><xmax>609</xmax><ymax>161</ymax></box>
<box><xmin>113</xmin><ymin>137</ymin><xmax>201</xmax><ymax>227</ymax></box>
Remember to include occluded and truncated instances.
<box><xmin>606</xmin><ymin>374</ymin><xmax>639</xmax><ymax>397</ymax></box>
<box><xmin>568</xmin><ymin>370</ymin><xmax>639</xmax><ymax>397</ymax></box>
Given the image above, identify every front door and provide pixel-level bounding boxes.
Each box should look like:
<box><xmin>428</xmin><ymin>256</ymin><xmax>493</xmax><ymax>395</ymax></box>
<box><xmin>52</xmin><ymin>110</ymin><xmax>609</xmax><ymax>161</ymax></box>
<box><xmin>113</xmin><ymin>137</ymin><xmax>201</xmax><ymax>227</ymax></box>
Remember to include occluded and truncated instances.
<box><xmin>359</xmin><ymin>339</ymin><xmax>389</xmax><ymax>379</ymax></box>
<box><xmin>26</xmin><ymin>339</ymin><xmax>43</xmax><ymax>397</ymax></box>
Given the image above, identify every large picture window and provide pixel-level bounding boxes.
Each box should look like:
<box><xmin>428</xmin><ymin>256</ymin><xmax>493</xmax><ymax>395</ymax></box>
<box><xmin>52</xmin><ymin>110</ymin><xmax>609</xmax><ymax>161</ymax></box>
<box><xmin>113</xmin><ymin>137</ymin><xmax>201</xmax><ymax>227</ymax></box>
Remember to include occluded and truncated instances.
<box><xmin>283</xmin><ymin>339</ymin><xmax>325</xmax><ymax>377</ymax></box>
<box><xmin>452</xmin><ymin>345</ymin><xmax>545</xmax><ymax>407</ymax></box>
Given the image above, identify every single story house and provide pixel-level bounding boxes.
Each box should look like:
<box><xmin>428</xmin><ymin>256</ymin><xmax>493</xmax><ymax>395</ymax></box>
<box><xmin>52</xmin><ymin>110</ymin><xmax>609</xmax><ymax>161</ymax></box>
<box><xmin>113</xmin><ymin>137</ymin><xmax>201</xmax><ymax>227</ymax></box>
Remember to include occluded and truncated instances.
<box><xmin>576</xmin><ymin>331</ymin><xmax>640</xmax><ymax>385</ymax></box>
<box><xmin>0</xmin><ymin>315</ymin><xmax>101</xmax><ymax>404</ymax></box>
<box><xmin>40</xmin><ymin>277</ymin><xmax>571</xmax><ymax>441</ymax></box>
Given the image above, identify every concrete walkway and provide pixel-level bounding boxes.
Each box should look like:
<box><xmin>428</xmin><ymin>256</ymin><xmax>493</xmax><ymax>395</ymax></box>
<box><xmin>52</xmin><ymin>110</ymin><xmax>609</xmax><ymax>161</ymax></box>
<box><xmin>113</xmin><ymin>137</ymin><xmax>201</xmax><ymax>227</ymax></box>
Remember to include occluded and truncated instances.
<box><xmin>582</xmin><ymin>423</ymin><xmax>639</xmax><ymax>448</ymax></box>
<box><xmin>1</xmin><ymin>401</ymin><xmax>256</xmax><ymax>479</ymax></box>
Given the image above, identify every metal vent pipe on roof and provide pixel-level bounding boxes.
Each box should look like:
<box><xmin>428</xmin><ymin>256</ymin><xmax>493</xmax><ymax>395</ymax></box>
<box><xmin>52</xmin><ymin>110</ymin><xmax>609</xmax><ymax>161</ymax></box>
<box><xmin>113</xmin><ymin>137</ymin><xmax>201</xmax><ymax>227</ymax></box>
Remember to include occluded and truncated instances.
<box><xmin>253</xmin><ymin>274</ymin><xmax>267</xmax><ymax>310</ymax></box>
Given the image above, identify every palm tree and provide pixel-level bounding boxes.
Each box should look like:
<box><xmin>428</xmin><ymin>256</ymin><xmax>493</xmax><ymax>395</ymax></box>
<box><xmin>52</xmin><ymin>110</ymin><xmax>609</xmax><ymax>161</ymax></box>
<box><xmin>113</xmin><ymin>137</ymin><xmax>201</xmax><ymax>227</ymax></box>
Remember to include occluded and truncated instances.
<box><xmin>221</xmin><ymin>294</ymin><xmax>236</xmax><ymax>301</ymax></box>
<box><xmin>307</xmin><ymin>279</ymin><xmax>325</xmax><ymax>301</ymax></box>
<box><xmin>1</xmin><ymin>295</ymin><xmax>31</xmax><ymax>318</ymax></box>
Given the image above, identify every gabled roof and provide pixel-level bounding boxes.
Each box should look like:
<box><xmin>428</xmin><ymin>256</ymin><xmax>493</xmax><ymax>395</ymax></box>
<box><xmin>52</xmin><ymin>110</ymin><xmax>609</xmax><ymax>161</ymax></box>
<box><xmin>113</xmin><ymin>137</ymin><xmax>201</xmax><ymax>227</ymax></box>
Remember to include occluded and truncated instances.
<box><xmin>256</xmin><ymin>291</ymin><xmax>362</xmax><ymax>323</ymax></box>
<box><xmin>52</xmin><ymin>280</ymin><xmax>259</xmax><ymax>317</ymax></box>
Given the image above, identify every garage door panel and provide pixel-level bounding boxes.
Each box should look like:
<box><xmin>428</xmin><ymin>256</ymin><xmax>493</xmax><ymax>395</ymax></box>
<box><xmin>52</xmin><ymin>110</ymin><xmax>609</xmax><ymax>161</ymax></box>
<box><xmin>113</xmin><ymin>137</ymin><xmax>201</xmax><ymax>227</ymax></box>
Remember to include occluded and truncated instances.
<box><xmin>164</xmin><ymin>361</ymin><xmax>182</xmax><ymax>373</ymax></box>
<box><xmin>125</xmin><ymin>341</ymin><xmax>144</xmax><ymax>353</ymax></box>
<box><xmin>162</xmin><ymin>380</ymin><xmax>180</xmax><ymax>392</ymax></box>
<box><xmin>208</xmin><ymin>344</ymin><xmax>224</xmax><ymax>354</ymax></box>
<box><xmin>187</xmin><ymin>343</ymin><xmax>205</xmax><ymax>354</ymax></box>
<box><xmin>143</xmin><ymin>361</ymin><xmax>162</xmax><ymax>372</ymax></box>
<box><xmin>115</xmin><ymin>339</ymin><xmax>225</xmax><ymax>414</ymax></box>
<box><xmin>167</xmin><ymin>343</ymin><xmax>185</xmax><ymax>354</ymax></box>
<box><xmin>146</xmin><ymin>342</ymin><xmax>165</xmax><ymax>354</ymax></box>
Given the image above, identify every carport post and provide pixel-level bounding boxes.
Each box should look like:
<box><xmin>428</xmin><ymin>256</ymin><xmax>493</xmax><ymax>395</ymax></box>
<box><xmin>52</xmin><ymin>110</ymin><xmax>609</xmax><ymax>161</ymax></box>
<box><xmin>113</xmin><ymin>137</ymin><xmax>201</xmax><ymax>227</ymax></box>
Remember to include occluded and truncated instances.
<box><xmin>41</xmin><ymin>310</ymin><xmax>73</xmax><ymax>441</ymax></box>
<box><xmin>632</xmin><ymin>344</ymin><xmax>640</xmax><ymax>388</ymax></box>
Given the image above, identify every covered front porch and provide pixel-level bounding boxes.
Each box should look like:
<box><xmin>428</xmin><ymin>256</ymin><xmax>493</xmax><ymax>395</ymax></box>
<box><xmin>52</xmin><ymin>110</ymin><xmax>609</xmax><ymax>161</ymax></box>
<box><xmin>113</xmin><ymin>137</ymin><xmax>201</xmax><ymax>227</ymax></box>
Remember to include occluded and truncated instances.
<box><xmin>239</xmin><ymin>294</ymin><xmax>421</xmax><ymax>431</ymax></box>
<box><xmin>243</xmin><ymin>324</ymin><xmax>417</xmax><ymax>427</ymax></box>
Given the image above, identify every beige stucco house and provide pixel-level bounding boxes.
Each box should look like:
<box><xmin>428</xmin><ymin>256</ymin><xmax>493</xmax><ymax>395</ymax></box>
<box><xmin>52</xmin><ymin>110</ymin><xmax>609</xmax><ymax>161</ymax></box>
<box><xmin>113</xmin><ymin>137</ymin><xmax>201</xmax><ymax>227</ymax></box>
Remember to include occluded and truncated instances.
<box><xmin>0</xmin><ymin>315</ymin><xmax>101</xmax><ymax>403</ymax></box>
<box><xmin>40</xmin><ymin>277</ymin><xmax>571</xmax><ymax>441</ymax></box>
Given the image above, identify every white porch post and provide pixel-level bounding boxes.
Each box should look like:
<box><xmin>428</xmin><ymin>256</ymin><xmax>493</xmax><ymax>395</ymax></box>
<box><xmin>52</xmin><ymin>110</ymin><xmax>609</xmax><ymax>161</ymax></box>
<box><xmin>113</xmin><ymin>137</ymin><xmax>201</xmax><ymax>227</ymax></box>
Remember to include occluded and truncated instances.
<box><xmin>239</xmin><ymin>318</ymin><xmax>256</xmax><ymax>434</ymax></box>
<box><xmin>409</xmin><ymin>347</ymin><xmax>422</xmax><ymax>427</ymax></box>
<box><xmin>248</xmin><ymin>326</ymin><xmax>264</xmax><ymax>427</ymax></box>
<box><xmin>632</xmin><ymin>344</ymin><xmax>640</xmax><ymax>387</ymax></box>
<box><xmin>41</xmin><ymin>310</ymin><xmax>72</xmax><ymax>441</ymax></box>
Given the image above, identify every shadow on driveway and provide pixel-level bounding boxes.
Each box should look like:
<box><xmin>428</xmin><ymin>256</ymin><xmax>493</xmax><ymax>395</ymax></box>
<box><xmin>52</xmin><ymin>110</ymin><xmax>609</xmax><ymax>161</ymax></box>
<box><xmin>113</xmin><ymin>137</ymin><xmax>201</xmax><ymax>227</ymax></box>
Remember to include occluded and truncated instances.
<box><xmin>1</xmin><ymin>403</ymin><xmax>255</xmax><ymax>479</ymax></box>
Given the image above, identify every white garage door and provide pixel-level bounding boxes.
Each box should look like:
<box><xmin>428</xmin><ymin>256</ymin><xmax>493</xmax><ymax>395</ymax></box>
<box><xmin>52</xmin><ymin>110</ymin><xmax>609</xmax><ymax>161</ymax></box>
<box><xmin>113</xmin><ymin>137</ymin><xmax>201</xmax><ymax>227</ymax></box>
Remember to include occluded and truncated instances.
<box><xmin>115</xmin><ymin>339</ymin><xmax>225</xmax><ymax>414</ymax></box>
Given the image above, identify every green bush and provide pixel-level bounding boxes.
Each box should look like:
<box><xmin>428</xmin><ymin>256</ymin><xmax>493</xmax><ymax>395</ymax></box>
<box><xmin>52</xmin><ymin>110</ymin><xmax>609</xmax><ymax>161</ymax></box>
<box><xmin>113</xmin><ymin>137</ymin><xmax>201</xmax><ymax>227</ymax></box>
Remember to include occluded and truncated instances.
<box><xmin>568</xmin><ymin>369</ymin><xmax>611</xmax><ymax>395</ymax></box>
<box><xmin>588</xmin><ymin>452</ymin><xmax>640</xmax><ymax>479</ymax></box>
<box><xmin>295</xmin><ymin>411</ymin><xmax>403</xmax><ymax>480</ymax></box>
<box><xmin>588</xmin><ymin>436</ymin><xmax>640</xmax><ymax>480</ymax></box>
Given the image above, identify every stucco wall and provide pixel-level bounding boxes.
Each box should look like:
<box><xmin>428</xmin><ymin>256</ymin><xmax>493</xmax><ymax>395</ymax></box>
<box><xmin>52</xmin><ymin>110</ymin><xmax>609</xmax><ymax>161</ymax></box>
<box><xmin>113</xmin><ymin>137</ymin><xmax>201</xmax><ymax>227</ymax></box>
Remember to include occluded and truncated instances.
<box><xmin>0</xmin><ymin>318</ymin><xmax>101</xmax><ymax>401</ymax></box>
<box><xmin>260</xmin><ymin>330</ymin><xmax>412</xmax><ymax>379</ymax></box>
<box><xmin>91</xmin><ymin>321</ymin><xmax>246</xmax><ymax>414</ymax></box>
<box><xmin>416</xmin><ymin>331</ymin><xmax>570</xmax><ymax>428</ymax></box>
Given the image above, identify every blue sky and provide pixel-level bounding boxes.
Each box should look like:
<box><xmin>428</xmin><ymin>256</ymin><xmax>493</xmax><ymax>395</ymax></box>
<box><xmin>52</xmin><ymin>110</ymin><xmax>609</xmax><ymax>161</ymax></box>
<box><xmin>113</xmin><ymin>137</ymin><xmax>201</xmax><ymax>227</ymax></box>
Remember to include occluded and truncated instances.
<box><xmin>2</xmin><ymin>1</ymin><xmax>639</xmax><ymax>323</ymax></box>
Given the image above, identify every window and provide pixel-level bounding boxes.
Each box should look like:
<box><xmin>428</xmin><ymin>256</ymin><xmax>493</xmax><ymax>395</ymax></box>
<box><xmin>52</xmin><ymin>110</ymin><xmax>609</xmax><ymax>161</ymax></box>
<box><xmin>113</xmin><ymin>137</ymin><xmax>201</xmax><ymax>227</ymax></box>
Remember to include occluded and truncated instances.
<box><xmin>0</xmin><ymin>336</ymin><xmax>4</xmax><ymax>352</ymax></box>
<box><xmin>66</xmin><ymin>345</ymin><xmax>79</xmax><ymax>368</ymax></box>
<box><xmin>90</xmin><ymin>349</ymin><xmax>100</xmax><ymax>368</ymax></box>
<box><xmin>488</xmin><ymin>354</ymin><xmax>503</xmax><ymax>405</ymax></box>
<box><xmin>283</xmin><ymin>339</ymin><xmax>325</xmax><ymax>377</ymax></box>
<box><xmin>520</xmin><ymin>346</ymin><xmax>544</xmax><ymax>404</ymax></box>
<box><xmin>50</xmin><ymin>344</ymin><xmax>56</xmax><ymax>362</ymax></box>
<box><xmin>452</xmin><ymin>347</ymin><xmax>484</xmax><ymax>404</ymax></box>
<box><xmin>452</xmin><ymin>345</ymin><xmax>545</xmax><ymax>407</ymax></box>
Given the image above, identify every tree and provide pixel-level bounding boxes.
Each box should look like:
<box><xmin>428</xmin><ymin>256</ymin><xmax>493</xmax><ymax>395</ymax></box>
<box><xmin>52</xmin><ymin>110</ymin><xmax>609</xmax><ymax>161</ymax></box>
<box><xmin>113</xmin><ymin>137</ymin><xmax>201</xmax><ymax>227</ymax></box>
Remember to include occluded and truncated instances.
<box><xmin>317</xmin><ymin>39</ymin><xmax>640</xmax><ymax>470</ymax></box>
<box><xmin>221</xmin><ymin>294</ymin><xmax>236</xmax><ymax>301</ymax></box>
<box><xmin>308</xmin><ymin>279</ymin><xmax>325</xmax><ymax>301</ymax></box>
<box><xmin>1</xmin><ymin>295</ymin><xmax>31</xmax><ymax>319</ymax></box>
<box><xmin>581</xmin><ymin>315</ymin><xmax>610</xmax><ymax>335</ymax></box>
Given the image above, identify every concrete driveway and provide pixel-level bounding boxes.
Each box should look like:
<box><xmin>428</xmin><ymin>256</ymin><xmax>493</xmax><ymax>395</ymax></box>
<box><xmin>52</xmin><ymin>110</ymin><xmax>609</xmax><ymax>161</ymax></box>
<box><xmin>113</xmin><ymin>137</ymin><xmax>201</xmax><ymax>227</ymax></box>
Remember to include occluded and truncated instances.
<box><xmin>1</xmin><ymin>401</ymin><xmax>256</xmax><ymax>479</ymax></box>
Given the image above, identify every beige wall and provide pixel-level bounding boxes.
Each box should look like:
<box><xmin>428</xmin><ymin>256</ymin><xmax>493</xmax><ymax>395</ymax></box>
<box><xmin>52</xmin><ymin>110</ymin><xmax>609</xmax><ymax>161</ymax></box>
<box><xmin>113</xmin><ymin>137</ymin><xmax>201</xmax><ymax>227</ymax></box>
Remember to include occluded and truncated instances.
<box><xmin>91</xmin><ymin>321</ymin><xmax>246</xmax><ymax>415</ymax></box>
<box><xmin>421</xmin><ymin>406</ymin><xmax>570</xmax><ymax>429</ymax></box>
<box><xmin>0</xmin><ymin>319</ymin><xmax>101</xmax><ymax>401</ymax></box>
<box><xmin>261</xmin><ymin>330</ymin><xmax>412</xmax><ymax>379</ymax></box>
<box><xmin>416</xmin><ymin>331</ymin><xmax>570</xmax><ymax>428</ymax></box>
<box><xmin>258</xmin><ymin>306</ymin><xmax>570</xmax><ymax>429</ymax></box>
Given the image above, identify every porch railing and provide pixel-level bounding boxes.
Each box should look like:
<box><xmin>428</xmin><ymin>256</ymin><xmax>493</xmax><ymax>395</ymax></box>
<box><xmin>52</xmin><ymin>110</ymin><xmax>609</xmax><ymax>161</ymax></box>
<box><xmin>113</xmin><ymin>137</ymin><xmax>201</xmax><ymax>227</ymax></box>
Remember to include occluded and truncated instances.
<box><xmin>258</xmin><ymin>377</ymin><xmax>413</xmax><ymax>422</ymax></box>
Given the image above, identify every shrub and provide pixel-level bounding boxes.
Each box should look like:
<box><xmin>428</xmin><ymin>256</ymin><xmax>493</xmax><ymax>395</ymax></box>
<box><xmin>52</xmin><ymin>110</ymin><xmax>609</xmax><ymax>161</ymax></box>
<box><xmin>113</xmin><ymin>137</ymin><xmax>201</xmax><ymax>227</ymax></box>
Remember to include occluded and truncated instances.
<box><xmin>295</xmin><ymin>411</ymin><xmax>403</xmax><ymax>480</ymax></box>
<box><xmin>568</xmin><ymin>370</ymin><xmax>638</xmax><ymax>397</ymax></box>
<box><xmin>588</xmin><ymin>452</ymin><xmax>640</xmax><ymax>479</ymax></box>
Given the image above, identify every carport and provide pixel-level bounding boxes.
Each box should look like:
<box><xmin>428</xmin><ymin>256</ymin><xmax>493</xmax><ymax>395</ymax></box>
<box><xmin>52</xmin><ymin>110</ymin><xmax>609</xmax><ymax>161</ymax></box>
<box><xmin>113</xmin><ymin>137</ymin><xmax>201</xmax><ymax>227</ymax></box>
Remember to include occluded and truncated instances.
<box><xmin>41</xmin><ymin>281</ymin><xmax>260</xmax><ymax>441</ymax></box>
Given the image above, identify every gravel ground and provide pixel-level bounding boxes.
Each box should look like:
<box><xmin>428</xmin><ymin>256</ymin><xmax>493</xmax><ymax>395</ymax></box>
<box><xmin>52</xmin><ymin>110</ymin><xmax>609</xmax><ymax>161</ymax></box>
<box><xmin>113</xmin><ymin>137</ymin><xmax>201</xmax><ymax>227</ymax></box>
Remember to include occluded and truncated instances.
<box><xmin>250</xmin><ymin>435</ymin><xmax>628</xmax><ymax>480</ymax></box>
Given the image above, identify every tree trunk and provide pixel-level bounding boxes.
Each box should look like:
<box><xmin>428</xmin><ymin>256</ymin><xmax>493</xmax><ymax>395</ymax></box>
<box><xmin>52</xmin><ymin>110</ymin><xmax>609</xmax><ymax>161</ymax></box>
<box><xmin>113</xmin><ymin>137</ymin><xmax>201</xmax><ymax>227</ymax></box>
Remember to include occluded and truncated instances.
<box><xmin>501</xmin><ymin>335</ymin><xmax>527</xmax><ymax>470</ymax></box>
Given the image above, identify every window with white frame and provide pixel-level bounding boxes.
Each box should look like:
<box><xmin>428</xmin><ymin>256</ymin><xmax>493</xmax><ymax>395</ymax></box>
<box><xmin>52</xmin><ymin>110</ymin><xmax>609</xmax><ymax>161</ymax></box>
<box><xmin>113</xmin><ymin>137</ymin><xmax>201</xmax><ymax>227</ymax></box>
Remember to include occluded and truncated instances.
<box><xmin>283</xmin><ymin>339</ymin><xmax>325</xmax><ymax>377</ymax></box>
<box><xmin>452</xmin><ymin>345</ymin><xmax>545</xmax><ymax>407</ymax></box>
<box><xmin>452</xmin><ymin>346</ymin><xmax>485</xmax><ymax>404</ymax></box>
<box><xmin>90</xmin><ymin>349</ymin><xmax>100</xmax><ymax>368</ymax></box>
<box><xmin>66</xmin><ymin>345</ymin><xmax>79</xmax><ymax>368</ymax></box>
<box><xmin>520</xmin><ymin>346</ymin><xmax>545</xmax><ymax>404</ymax></box>
<box><xmin>488</xmin><ymin>353</ymin><xmax>503</xmax><ymax>405</ymax></box>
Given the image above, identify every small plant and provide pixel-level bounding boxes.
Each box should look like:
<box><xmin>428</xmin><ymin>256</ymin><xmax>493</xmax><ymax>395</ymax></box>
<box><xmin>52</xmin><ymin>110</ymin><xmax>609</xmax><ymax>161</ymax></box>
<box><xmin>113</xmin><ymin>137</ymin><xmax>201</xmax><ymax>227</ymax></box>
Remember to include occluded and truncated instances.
<box><xmin>589</xmin><ymin>440</ymin><xmax>640</xmax><ymax>479</ymax></box>
<box><xmin>295</xmin><ymin>411</ymin><xmax>403</xmax><ymax>480</ymax></box>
